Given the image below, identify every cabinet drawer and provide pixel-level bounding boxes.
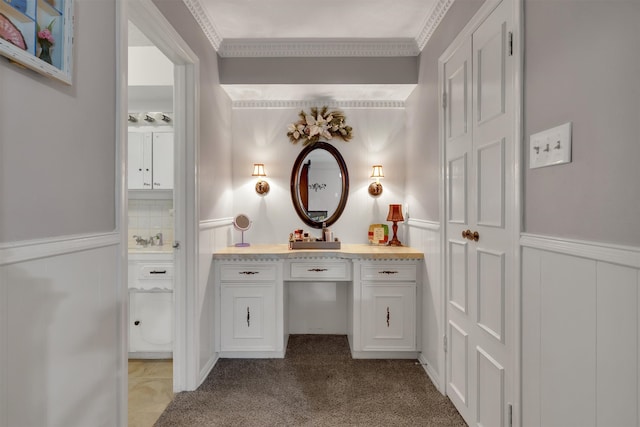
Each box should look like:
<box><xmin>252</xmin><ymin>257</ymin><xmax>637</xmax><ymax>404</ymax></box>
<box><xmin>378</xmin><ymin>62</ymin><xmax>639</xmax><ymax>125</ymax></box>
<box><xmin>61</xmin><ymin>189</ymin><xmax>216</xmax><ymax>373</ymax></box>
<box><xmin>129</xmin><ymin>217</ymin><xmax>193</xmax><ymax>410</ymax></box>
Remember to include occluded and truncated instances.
<box><xmin>220</xmin><ymin>264</ymin><xmax>277</xmax><ymax>282</ymax></box>
<box><xmin>288</xmin><ymin>260</ymin><xmax>350</xmax><ymax>280</ymax></box>
<box><xmin>361</xmin><ymin>264</ymin><xmax>417</xmax><ymax>281</ymax></box>
<box><xmin>129</xmin><ymin>262</ymin><xmax>174</xmax><ymax>290</ymax></box>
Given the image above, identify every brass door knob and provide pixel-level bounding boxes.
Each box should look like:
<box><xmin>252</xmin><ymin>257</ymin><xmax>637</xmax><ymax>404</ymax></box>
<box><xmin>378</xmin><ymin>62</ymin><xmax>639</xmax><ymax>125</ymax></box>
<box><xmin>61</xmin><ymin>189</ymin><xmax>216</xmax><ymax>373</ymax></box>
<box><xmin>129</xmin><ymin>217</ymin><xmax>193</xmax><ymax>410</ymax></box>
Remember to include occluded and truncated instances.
<box><xmin>462</xmin><ymin>229</ymin><xmax>480</xmax><ymax>242</ymax></box>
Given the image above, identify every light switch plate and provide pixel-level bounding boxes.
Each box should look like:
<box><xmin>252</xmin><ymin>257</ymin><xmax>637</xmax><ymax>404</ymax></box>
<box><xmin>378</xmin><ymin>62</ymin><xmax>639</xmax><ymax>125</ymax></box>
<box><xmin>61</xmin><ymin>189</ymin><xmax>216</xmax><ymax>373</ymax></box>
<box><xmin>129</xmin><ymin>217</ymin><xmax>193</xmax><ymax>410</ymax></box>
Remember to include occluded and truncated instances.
<box><xmin>529</xmin><ymin>122</ymin><xmax>572</xmax><ymax>169</ymax></box>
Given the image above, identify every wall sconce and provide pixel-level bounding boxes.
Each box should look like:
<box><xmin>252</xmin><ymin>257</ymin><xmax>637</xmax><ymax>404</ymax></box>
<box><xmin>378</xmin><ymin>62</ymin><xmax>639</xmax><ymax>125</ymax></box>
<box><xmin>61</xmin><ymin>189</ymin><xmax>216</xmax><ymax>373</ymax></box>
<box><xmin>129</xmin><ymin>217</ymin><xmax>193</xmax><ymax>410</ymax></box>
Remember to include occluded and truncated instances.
<box><xmin>252</xmin><ymin>163</ymin><xmax>270</xmax><ymax>195</ymax></box>
<box><xmin>387</xmin><ymin>203</ymin><xmax>404</xmax><ymax>246</ymax></box>
<box><xmin>368</xmin><ymin>165</ymin><xmax>384</xmax><ymax>196</ymax></box>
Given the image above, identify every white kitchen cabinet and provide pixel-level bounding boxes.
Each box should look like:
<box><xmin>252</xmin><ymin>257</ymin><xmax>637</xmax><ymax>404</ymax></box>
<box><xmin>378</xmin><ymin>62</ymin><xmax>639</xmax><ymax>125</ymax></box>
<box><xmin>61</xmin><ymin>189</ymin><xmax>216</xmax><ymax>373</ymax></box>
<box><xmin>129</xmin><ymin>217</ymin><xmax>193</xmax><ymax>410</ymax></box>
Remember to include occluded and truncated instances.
<box><xmin>128</xmin><ymin>131</ymin><xmax>173</xmax><ymax>190</ymax></box>
<box><xmin>129</xmin><ymin>290</ymin><xmax>173</xmax><ymax>353</ymax></box>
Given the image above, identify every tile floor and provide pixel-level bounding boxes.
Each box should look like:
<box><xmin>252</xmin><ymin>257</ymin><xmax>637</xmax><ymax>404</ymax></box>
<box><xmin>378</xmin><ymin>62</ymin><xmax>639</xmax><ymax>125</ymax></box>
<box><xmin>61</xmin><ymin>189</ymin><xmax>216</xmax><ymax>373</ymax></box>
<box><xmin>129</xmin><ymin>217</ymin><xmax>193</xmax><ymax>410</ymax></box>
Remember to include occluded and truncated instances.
<box><xmin>128</xmin><ymin>359</ymin><xmax>174</xmax><ymax>427</ymax></box>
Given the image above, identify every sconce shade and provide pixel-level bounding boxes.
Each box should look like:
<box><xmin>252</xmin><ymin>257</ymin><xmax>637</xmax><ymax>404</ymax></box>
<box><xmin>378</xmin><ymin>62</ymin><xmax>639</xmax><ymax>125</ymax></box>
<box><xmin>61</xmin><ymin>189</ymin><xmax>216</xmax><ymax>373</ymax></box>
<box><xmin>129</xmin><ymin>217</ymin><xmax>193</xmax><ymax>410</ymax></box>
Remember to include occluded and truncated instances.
<box><xmin>370</xmin><ymin>165</ymin><xmax>384</xmax><ymax>179</ymax></box>
<box><xmin>386</xmin><ymin>204</ymin><xmax>404</xmax><ymax>222</ymax></box>
<box><xmin>252</xmin><ymin>163</ymin><xmax>266</xmax><ymax>177</ymax></box>
<box><xmin>386</xmin><ymin>204</ymin><xmax>404</xmax><ymax>246</ymax></box>
<box><xmin>368</xmin><ymin>165</ymin><xmax>384</xmax><ymax>196</ymax></box>
<box><xmin>252</xmin><ymin>163</ymin><xmax>269</xmax><ymax>195</ymax></box>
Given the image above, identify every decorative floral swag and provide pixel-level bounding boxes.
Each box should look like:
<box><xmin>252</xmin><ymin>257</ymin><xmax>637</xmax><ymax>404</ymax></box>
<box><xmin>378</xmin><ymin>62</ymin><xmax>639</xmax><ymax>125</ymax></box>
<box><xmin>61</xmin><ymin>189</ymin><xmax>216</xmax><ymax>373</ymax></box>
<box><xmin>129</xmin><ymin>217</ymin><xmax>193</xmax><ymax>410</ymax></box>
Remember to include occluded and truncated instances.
<box><xmin>287</xmin><ymin>106</ymin><xmax>353</xmax><ymax>146</ymax></box>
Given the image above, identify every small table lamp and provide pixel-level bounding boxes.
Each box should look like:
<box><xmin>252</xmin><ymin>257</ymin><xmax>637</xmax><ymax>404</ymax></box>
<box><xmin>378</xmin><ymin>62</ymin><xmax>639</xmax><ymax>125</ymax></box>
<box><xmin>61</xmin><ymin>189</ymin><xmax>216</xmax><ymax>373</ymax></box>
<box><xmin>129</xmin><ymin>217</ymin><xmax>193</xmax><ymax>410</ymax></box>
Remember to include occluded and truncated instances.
<box><xmin>387</xmin><ymin>204</ymin><xmax>404</xmax><ymax>246</ymax></box>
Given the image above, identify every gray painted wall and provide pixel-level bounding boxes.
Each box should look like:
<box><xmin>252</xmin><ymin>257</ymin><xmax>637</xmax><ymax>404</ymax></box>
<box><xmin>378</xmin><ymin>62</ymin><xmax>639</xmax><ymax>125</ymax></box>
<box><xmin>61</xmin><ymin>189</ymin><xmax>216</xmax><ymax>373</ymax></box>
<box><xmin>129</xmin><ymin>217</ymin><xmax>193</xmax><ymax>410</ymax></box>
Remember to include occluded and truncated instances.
<box><xmin>0</xmin><ymin>0</ymin><xmax>116</xmax><ymax>243</ymax></box>
<box><xmin>524</xmin><ymin>0</ymin><xmax>640</xmax><ymax>246</ymax></box>
<box><xmin>405</xmin><ymin>0</ymin><xmax>485</xmax><ymax>222</ymax></box>
<box><xmin>153</xmin><ymin>0</ymin><xmax>234</xmax><ymax>222</ymax></box>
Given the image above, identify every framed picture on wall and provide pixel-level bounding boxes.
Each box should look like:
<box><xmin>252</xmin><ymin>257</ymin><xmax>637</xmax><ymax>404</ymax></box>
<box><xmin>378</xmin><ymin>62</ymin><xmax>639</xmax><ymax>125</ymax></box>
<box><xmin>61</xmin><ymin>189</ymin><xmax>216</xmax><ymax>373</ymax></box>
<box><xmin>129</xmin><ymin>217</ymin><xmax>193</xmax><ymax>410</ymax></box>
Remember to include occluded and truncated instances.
<box><xmin>0</xmin><ymin>0</ymin><xmax>74</xmax><ymax>84</ymax></box>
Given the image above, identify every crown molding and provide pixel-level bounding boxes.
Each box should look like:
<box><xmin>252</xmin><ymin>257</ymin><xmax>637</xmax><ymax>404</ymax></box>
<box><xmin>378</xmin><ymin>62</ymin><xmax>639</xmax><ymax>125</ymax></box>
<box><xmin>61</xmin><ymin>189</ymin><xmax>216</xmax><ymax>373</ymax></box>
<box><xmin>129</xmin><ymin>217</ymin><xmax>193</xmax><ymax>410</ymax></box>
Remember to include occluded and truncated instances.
<box><xmin>218</xmin><ymin>39</ymin><xmax>420</xmax><ymax>58</ymax></box>
<box><xmin>184</xmin><ymin>0</ymin><xmax>452</xmax><ymax>56</ymax></box>
<box><xmin>230</xmin><ymin>100</ymin><xmax>406</xmax><ymax>109</ymax></box>
<box><xmin>183</xmin><ymin>0</ymin><xmax>222</xmax><ymax>50</ymax></box>
<box><xmin>416</xmin><ymin>0</ymin><xmax>455</xmax><ymax>51</ymax></box>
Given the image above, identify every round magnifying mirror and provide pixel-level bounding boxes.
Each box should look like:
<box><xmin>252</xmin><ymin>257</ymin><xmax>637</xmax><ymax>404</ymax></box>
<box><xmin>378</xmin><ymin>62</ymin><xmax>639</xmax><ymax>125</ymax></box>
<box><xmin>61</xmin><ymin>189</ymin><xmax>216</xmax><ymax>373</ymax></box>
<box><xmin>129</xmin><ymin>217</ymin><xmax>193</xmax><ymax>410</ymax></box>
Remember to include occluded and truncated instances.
<box><xmin>233</xmin><ymin>214</ymin><xmax>252</xmax><ymax>247</ymax></box>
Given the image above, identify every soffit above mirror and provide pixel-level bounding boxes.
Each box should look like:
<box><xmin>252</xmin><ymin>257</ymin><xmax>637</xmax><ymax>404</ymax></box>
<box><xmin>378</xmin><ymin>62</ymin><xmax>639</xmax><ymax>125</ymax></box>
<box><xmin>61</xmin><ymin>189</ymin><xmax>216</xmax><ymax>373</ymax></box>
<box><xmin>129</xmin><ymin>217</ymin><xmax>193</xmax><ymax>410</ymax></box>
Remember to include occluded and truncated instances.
<box><xmin>184</xmin><ymin>0</ymin><xmax>454</xmax><ymax>56</ymax></box>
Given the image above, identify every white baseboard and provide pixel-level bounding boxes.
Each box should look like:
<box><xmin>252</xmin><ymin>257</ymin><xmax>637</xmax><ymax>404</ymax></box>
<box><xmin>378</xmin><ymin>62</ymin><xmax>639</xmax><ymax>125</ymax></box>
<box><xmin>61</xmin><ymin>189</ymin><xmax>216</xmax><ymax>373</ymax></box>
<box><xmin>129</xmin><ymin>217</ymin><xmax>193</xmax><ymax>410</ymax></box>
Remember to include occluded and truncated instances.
<box><xmin>419</xmin><ymin>353</ymin><xmax>445</xmax><ymax>395</ymax></box>
<box><xmin>198</xmin><ymin>353</ymin><xmax>219</xmax><ymax>389</ymax></box>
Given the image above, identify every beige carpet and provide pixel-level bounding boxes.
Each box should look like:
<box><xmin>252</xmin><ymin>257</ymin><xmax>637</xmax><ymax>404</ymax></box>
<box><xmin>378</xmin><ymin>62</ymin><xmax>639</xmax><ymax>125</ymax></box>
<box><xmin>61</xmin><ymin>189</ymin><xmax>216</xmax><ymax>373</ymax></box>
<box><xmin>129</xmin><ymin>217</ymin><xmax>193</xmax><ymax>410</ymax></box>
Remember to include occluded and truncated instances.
<box><xmin>154</xmin><ymin>335</ymin><xmax>466</xmax><ymax>426</ymax></box>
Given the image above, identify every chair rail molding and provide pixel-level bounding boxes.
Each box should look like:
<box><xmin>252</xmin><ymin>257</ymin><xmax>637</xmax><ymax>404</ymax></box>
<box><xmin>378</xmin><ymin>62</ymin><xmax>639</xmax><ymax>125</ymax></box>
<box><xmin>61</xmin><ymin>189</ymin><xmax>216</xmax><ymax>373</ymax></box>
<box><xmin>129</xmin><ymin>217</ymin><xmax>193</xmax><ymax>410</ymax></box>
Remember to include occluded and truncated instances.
<box><xmin>520</xmin><ymin>233</ymin><xmax>640</xmax><ymax>269</ymax></box>
<box><xmin>0</xmin><ymin>232</ymin><xmax>120</xmax><ymax>266</ymax></box>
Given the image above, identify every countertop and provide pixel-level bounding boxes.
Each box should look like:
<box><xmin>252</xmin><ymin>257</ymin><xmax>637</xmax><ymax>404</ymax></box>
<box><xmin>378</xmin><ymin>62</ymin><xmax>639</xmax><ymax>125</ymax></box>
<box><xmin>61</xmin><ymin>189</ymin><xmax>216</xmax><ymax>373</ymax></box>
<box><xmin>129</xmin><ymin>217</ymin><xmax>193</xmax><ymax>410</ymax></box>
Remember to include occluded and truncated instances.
<box><xmin>213</xmin><ymin>243</ymin><xmax>424</xmax><ymax>260</ymax></box>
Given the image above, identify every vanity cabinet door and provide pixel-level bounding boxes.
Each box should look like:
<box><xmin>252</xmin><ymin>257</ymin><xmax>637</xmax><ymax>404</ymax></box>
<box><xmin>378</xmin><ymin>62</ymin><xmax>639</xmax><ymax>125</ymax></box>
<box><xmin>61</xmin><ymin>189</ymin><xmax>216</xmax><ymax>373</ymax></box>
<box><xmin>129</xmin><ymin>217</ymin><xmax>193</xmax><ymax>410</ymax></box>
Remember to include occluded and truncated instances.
<box><xmin>221</xmin><ymin>284</ymin><xmax>277</xmax><ymax>352</ymax></box>
<box><xmin>129</xmin><ymin>290</ymin><xmax>174</xmax><ymax>354</ymax></box>
<box><xmin>361</xmin><ymin>283</ymin><xmax>416</xmax><ymax>351</ymax></box>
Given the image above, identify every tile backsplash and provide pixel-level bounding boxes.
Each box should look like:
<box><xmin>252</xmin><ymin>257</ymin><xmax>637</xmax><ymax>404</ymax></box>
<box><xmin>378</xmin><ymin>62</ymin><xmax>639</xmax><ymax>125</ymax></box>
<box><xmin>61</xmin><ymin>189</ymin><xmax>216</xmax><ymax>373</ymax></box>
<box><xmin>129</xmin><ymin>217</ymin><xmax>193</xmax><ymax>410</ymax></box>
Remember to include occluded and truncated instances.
<box><xmin>128</xmin><ymin>199</ymin><xmax>174</xmax><ymax>249</ymax></box>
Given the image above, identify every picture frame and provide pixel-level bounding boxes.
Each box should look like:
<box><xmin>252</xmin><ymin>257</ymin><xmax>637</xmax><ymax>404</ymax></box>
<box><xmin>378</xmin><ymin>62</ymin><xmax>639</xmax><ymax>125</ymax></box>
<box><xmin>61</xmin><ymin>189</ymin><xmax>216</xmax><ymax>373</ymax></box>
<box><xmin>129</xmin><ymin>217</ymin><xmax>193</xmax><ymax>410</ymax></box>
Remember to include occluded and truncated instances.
<box><xmin>368</xmin><ymin>223</ymin><xmax>389</xmax><ymax>245</ymax></box>
<box><xmin>0</xmin><ymin>0</ymin><xmax>74</xmax><ymax>84</ymax></box>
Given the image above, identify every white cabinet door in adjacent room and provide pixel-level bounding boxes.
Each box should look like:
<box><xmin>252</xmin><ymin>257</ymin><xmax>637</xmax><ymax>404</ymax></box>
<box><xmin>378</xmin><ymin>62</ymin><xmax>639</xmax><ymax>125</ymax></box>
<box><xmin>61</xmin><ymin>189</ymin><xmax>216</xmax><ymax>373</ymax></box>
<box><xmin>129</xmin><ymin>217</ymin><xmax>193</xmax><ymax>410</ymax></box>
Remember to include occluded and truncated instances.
<box><xmin>361</xmin><ymin>283</ymin><xmax>416</xmax><ymax>351</ymax></box>
<box><xmin>129</xmin><ymin>291</ymin><xmax>174</xmax><ymax>353</ymax></box>
<box><xmin>152</xmin><ymin>132</ymin><xmax>173</xmax><ymax>190</ymax></box>
<box><xmin>221</xmin><ymin>284</ymin><xmax>276</xmax><ymax>352</ymax></box>
<box><xmin>128</xmin><ymin>132</ymin><xmax>152</xmax><ymax>190</ymax></box>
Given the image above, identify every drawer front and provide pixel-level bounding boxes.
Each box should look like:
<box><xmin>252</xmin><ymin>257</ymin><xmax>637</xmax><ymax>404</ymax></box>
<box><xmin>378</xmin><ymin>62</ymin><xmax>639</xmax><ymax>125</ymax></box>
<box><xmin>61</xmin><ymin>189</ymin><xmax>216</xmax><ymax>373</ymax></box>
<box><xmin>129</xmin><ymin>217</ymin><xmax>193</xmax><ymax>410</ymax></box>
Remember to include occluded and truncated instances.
<box><xmin>220</xmin><ymin>264</ymin><xmax>277</xmax><ymax>282</ymax></box>
<box><xmin>139</xmin><ymin>264</ymin><xmax>174</xmax><ymax>280</ymax></box>
<box><xmin>288</xmin><ymin>261</ymin><xmax>350</xmax><ymax>280</ymax></box>
<box><xmin>361</xmin><ymin>264</ymin><xmax>417</xmax><ymax>281</ymax></box>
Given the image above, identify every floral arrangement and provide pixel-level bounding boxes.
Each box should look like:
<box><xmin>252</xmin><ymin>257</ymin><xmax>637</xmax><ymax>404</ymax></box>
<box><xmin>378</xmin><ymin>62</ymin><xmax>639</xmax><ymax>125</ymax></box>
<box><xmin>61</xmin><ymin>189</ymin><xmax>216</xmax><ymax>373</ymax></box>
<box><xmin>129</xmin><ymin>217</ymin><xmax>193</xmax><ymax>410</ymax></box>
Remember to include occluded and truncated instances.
<box><xmin>287</xmin><ymin>106</ymin><xmax>353</xmax><ymax>145</ymax></box>
<box><xmin>36</xmin><ymin>19</ymin><xmax>55</xmax><ymax>64</ymax></box>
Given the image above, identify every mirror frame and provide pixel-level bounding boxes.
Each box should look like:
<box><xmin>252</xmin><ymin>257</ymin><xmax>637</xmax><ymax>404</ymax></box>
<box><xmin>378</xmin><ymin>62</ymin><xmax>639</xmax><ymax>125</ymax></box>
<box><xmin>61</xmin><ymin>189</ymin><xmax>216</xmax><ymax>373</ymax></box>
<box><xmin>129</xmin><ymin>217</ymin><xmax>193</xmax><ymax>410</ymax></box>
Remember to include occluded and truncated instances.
<box><xmin>290</xmin><ymin>141</ymin><xmax>349</xmax><ymax>229</ymax></box>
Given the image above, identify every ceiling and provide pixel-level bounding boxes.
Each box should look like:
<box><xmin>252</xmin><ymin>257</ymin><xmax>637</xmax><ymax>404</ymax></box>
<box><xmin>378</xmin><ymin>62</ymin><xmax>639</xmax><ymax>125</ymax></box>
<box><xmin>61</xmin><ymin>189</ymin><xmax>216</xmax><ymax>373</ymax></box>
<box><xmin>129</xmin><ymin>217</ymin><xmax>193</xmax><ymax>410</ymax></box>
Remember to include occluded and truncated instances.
<box><xmin>130</xmin><ymin>0</ymin><xmax>454</xmax><ymax>104</ymax></box>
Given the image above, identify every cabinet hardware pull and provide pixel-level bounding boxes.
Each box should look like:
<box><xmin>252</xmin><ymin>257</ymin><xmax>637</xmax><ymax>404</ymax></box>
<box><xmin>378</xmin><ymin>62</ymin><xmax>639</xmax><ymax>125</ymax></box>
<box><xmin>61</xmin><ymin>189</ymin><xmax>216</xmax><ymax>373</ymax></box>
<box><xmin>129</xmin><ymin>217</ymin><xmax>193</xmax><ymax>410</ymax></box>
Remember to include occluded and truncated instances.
<box><xmin>239</xmin><ymin>271</ymin><xmax>259</xmax><ymax>275</ymax></box>
<box><xmin>386</xmin><ymin>307</ymin><xmax>390</xmax><ymax>327</ymax></box>
<box><xmin>247</xmin><ymin>307</ymin><xmax>250</xmax><ymax>327</ymax></box>
<box><xmin>134</xmin><ymin>320</ymin><xmax>140</xmax><ymax>326</ymax></box>
<box><xmin>308</xmin><ymin>268</ymin><xmax>328</xmax><ymax>272</ymax></box>
<box><xmin>379</xmin><ymin>270</ymin><xmax>398</xmax><ymax>275</ymax></box>
<box><xmin>150</xmin><ymin>270</ymin><xmax>167</xmax><ymax>274</ymax></box>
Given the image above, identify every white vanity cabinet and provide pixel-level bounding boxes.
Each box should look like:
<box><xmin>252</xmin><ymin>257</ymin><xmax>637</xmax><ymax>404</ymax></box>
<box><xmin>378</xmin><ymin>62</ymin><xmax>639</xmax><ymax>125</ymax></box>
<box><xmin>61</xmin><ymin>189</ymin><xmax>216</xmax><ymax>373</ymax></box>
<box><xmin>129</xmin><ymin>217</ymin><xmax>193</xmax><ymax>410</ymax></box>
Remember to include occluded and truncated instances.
<box><xmin>358</xmin><ymin>262</ymin><xmax>417</xmax><ymax>352</ymax></box>
<box><xmin>128</xmin><ymin>131</ymin><xmax>173</xmax><ymax>190</ymax></box>
<box><xmin>217</xmin><ymin>261</ymin><xmax>285</xmax><ymax>357</ymax></box>
<box><xmin>129</xmin><ymin>290</ymin><xmax>174</xmax><ymax>353</ymax></box>
<box><xmin>128</xmin><ymin>253</ymin><xmax>174</xmax><ymax>357</ymax></box>
<box><xmin>213</xmin><ymin>245</ymin><xmax>423</xmax><ymax>360</ymax></box>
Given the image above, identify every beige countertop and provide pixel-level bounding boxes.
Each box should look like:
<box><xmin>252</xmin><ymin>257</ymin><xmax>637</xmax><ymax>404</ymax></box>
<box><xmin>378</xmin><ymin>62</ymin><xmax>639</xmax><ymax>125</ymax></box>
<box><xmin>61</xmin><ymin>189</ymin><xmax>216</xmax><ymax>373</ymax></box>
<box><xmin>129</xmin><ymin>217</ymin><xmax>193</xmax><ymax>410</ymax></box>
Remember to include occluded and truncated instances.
<box><xmin>213</xmin><ymin>243</ymin><xmax>424</xmax><ymax>260</ymax></box>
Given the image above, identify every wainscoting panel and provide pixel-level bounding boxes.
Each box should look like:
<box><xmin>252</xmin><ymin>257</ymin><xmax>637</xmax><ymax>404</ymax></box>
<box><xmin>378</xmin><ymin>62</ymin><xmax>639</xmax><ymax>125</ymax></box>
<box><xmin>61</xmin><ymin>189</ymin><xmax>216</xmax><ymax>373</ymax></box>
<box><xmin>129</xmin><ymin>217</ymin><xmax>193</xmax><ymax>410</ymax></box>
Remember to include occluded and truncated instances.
<box><xmin>521</xmin><ymin>234</ymin><xmax>640</xmax><ymax>427</ymax></box>
<box><xmin>407</xmin><ymin>219</ymin><xmax>443</xmax><ymax>391</ymax></box>
<box><xmin>0</xmin><ymin>234</ymin><xmax>120</xmax><ymax>427</ymax></box>
<box><xmin>198</xmin><ymin>218</ymin><xmax>232</xmax><ymax>384</ymax></box>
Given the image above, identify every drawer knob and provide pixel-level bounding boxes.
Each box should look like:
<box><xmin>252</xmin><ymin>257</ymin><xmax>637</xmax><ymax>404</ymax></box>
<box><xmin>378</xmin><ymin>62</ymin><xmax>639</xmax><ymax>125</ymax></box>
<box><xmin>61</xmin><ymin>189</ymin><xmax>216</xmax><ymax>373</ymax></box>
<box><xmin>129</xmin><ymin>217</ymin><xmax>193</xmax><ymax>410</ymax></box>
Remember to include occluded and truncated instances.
<box><xmin>379</xmin><ymin>270</ymin><xmax>398</xmax><ymax>275</ymax></box>
<box><xmin>386</xmin><ymin>307</ymin><xmax>390</xmax><ymax>327</ymax></box>
<box><xmin>247</xmin><ymin>307</ymin><xmax>250</xmax><ymax>327</ymax></box>
<box><xmin>150</xmin><ymin>270</ymin><xmax>167</xmax><ymax>275</ymax></box>
<box><xmin>308</xmin><ymin>268</ymin><xmax>328</xmax><ymax>272</ymax></box>
<box><xmin>134</xmin><ymin>320</ymin><xmax>140</xmax><ymax>326</ymax></box>
<box><xmin>240</xmin><ymin>271</ymin><xmax>259</xmax><ymax>275</ymax></box>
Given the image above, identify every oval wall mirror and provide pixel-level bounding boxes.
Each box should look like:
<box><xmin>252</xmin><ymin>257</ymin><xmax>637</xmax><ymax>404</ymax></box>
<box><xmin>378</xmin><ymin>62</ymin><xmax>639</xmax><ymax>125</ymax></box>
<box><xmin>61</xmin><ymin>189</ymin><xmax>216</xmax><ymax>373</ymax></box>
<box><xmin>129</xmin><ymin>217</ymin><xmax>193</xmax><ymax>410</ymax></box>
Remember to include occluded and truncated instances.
<box><xmin>233</xmin><ymin>214</ymin><xmax>252</xmax><ymax>247</ymax></box>
<box><xmin>290</xmin><ymin>141</ymin><xmax>349</xmax><ymax>228</ymax></box>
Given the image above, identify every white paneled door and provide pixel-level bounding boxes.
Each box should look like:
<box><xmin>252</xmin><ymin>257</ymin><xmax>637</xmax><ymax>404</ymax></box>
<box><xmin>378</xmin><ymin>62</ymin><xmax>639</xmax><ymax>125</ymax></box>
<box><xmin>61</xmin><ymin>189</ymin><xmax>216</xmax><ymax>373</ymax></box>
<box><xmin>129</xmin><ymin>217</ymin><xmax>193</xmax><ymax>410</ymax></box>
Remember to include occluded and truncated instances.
<box><xmin>443</xmin><ymin>0</ymin><xmax>514</xmax><ymax>425</ymax></box>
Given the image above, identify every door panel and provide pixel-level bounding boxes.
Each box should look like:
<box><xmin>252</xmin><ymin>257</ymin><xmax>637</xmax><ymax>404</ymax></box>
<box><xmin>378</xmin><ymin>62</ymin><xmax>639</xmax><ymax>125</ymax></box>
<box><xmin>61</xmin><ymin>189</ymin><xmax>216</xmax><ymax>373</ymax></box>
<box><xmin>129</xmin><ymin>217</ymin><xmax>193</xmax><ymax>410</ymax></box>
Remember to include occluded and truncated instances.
<box><xmin>448</xmin><ymin>240</ymin><xmax>468</xmax><ymax>314</ymax></box>
<box><xmin>477</xmin><ymin>138</ymin><xmax>505</xmax><ymax>227</ymax></box>
<box><xmin>477</xmin><ymin>249</ymin><xmax>505</xmax><ymax>342</ymax></box>
<box><xmin>449</xmin><ymin>321</ymin><xmax>469</xmax><ymax>405</ymax></box>
<box><xmin>476</xmin><ymin>22</ymin><xmax>506</xmax><ymax>125</ymax></box>
<box><xmin>477</xmin><ymin>346</ymin><xmax>505</xmax><ymax>427</ymax></box>
<box><xmin>448</xmin><ymin>154</ymin><xmax>468</xmax><ymax>224</ymax></box>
